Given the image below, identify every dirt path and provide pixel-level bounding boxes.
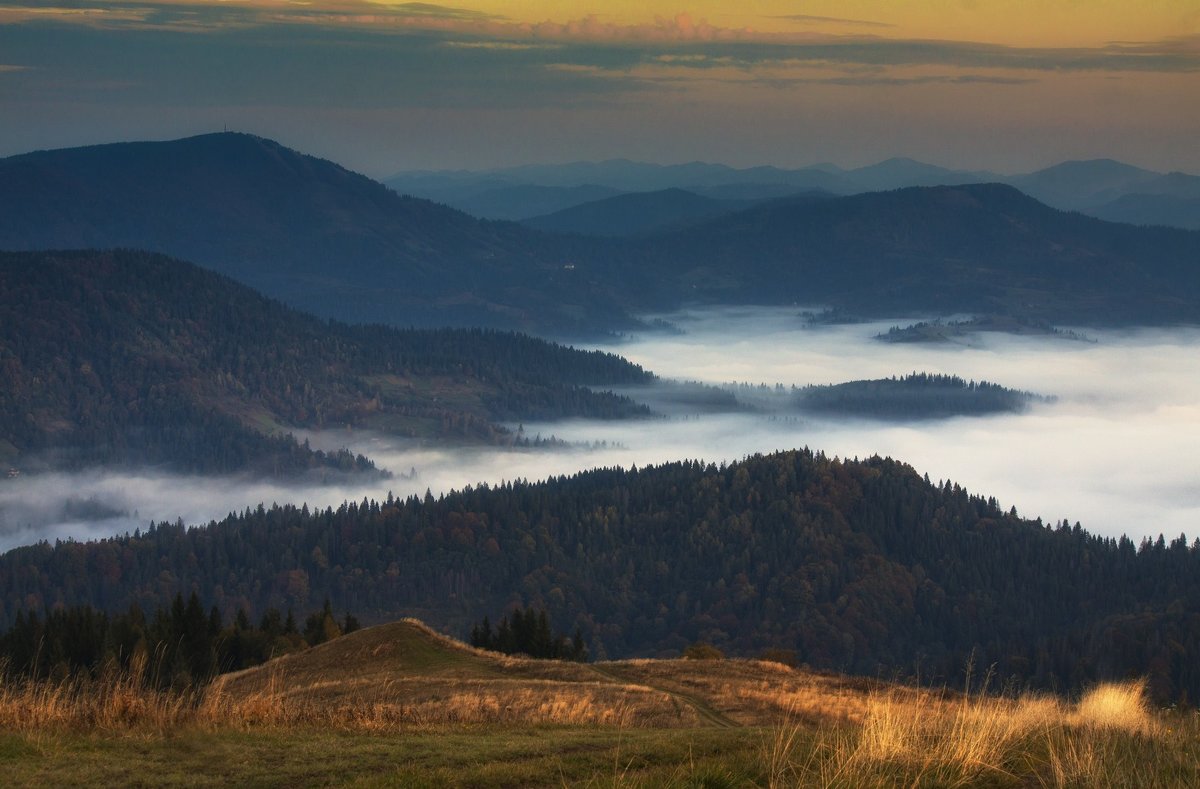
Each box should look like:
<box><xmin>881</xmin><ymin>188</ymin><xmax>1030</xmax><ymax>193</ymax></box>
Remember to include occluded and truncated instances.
<box><xmin>589</xmin><ymin>664</ymin><xmax>741</xmax><ymax>729</ymax></box>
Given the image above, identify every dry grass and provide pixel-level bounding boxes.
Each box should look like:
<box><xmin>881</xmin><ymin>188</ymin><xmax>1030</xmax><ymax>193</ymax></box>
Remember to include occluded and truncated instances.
<box><xmin>0</xmin><ymin>673</ymin><xmax>198</xmax><ymax>736</ymax></box>
<box><xmin>0</xmin><ymin>620</ymin><xmax>706</xmax><ymax>735</ymax></box>
<box><xmin>203</xmin><ymin>674</ymin><xmax>695</xmax><ymax>730</ymax></box>
<box><xmin>765</xmin><ymin>678</ymin><xmax>1168</xmax><ymax>788</ymax></box>
<box><xmin>2</xmin><ymin>617</ymin><xmax>1185</xmax><ymax>789</ymax></box>
<box><xmin>608</xmin><ymin>656</ymin><xmax>915</xmax><ymax>729</ymax></box>
<box><xmin>205</xmin><ymin>619</ymin><xmax>704</xmax><ymax>730</ymax></box>
<box><xmin>0</xmin><ymin>670</ymin><xmax>694</xmax><ymax>735</ymax></box>
<box><xmin>1071</xmin><ymin>679</ymin><xmax>1157</xmax><ymax>735</ymax></box>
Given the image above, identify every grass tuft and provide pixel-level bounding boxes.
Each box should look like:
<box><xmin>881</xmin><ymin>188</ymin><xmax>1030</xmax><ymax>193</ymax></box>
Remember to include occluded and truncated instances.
<box><xmin>764</xmin><ymin>679</ymin><xmax>1185</xmax><ymax>788</ymax></box>
<box><xmin>1072</xmin><ymin>679</ymin><xmax>1156</xmax><ymax>735</ymax></box>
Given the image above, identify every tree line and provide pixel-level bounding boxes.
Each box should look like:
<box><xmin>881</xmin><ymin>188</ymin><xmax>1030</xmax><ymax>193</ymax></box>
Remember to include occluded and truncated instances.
<box><xmin>469</xmin><ymin>606</ymin><xmax>588</xmax><ymax>661</ymax></box>
<box><xmin>794</xmin><ymin>373</ymin><xmax>1038</xmax><ymax>419</ymax></box>
<box><xmin>0</xmin><ymin>593</ymin><xmax>358</xmax><ymax>689</ymax></box>
<box><xmin>0</xmin><ymin>449</ymin><xmax>1197</xmax><ymax>702</ymax></box>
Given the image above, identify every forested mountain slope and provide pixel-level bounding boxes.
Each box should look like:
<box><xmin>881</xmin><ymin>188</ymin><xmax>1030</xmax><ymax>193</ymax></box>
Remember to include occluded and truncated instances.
<box><xmin>3</xmin><ymin>449</ymin><xmax>1196</xmax><ymax>702</ymax></box>
<box><xmin>633</xmin><ymin>183</ymin><xmax>1200</xmax><ymax>324</ymax></box>
<box><xmin>522</xmin><ymin>188</ymin><xmax>758</xmax><ymax>237</ymax></box>
<box><xmin>0</xmin><ymin>250</ymin><xmax>651</xmax><ymax>475</ymax></box>
<box><xmin>7</xmin><ymin>136</ymin><xmax>1200</xmax><ymax>334</ymax></box>
<box><xmin>0</xmin><ymin>133</ymin><xmax>631</xmax><ymax>334</ymax></box>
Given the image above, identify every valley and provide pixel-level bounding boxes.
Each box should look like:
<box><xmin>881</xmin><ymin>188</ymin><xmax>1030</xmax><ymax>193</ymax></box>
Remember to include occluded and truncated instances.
<box><xmin>3</xmin><ymin>2</ymin><xmax>1198</xmax><ymax>785</ymax></box>
<box><xmin>1</xmin><ymin>137</ymin><xmax>1198</xmax><ymax>788</ymax></box>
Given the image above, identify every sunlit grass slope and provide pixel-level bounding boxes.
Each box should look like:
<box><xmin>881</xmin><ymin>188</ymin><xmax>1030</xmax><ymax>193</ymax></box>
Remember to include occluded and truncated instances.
<box><xmin>210</xmin><ymin>619</ymin><xmax>929</xmax><ymax>730</ymax></box>
<box><xmin>2</xmin><ymin>619</ymin><xmax>1198</xmax><ymax>786</ymax></box>
<box><xmin>210</xmin><ymin>618</ymin><xmax>696</xmax><ymax>728</ymax></box>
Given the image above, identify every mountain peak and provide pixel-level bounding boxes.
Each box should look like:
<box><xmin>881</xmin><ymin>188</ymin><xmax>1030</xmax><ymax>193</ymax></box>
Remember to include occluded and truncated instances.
<box><xmin>1031</xmin><ymin>158</ymin><xmax>1158</xmax><ymax>178</ymax></box>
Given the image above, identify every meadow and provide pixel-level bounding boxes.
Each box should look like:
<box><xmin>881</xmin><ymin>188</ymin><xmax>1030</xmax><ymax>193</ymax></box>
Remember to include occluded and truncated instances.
<box><xmin>2</xmin><ymin>620</ymin><xmax>1197</xmax><ymax>787</ymax></box>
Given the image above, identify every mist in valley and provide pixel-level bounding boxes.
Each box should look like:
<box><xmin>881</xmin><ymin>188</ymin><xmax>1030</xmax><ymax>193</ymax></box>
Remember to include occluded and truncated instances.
<box><xmin>2</xmin><ymin>307</ymin><xmax>1197</xmax><ymax>552</ymax></box>
<box><xmin>588</xmin><ymin>308</ymin><xmax>1200</xmax><ymax>543</ymax></box>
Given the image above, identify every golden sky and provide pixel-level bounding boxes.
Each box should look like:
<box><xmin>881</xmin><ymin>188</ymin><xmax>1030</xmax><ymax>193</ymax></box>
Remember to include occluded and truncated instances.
<box><xmin>1</xmin><ymin>1</ymin><xmax>1198</xmax><ymax>172</ymax></box>
<box><xmin>6</xmin><ymin>1</ymin><xmax>1198</xmax><ymax>44</ymax></box>
<box><xmin>456</xmin><ymin>0</ymin><xmax>1200</xmax><ymax>47</ymax></box>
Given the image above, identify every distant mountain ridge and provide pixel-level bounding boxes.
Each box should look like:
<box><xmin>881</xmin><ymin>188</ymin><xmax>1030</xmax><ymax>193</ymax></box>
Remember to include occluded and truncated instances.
<box><xmin>521</xmin><ymin>188</ymin><xmax>769</xmax><ymax>238</ymax></box>
<box><xmin>0</xmin><ymin>133</ymin><xmax>634</xmax><ymax>335</ymax></box>
<box><xmin>630</xmin><ymin>183</ymin><xmax>1200</xmax><ymax>325</ymax></box>
<box><xmin>4</xmin><ymin>134</ymin><xmax>1200</xmax><ymax>333</ymax></box>
<box><xmin>1088</xmin><ymin>193</ymin><xmax>1200</xmax><ymax>230</ymax></box>
<box><xmin>388</xmin><ymin>155</ymin><xmax>992</xmax><ymax>198</ymax></box>
<box><xmin>390</xmin><ymin>155</ymin><xmax>1200</xmax><ymax>230</ymax></box>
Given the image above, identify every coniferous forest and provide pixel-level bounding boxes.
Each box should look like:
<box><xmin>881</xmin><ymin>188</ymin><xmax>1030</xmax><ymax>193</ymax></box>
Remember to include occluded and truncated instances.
<box><xmin>2</xmin><ymin>449</ymin><xmax>1197</xmax><ymax>703</ymax></box>
<box><xmin>0</xmin><ymin>249</ymin><xmax>652</xmax><ymax>476</ymax></box>
<box><xmin>470</xmin><ymin>606</ymin><xmax>588</xmax><ymax>661</ymax></box>
<box><xmin>794</xmin><ymin>373</ymin><xmax>1041</xmax><ymax>419</ymax></box>
<box><xmin>0</xmin><ymin>594</ymin><xmax>357</xmax><ymax>688</ymax></box>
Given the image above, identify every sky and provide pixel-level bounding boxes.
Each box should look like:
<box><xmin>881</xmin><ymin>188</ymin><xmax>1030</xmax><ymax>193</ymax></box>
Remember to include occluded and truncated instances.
<box><xmin>0</xmin><ymin>2</ymin><xmax>1198</xmax><ymax>176</ymax></box>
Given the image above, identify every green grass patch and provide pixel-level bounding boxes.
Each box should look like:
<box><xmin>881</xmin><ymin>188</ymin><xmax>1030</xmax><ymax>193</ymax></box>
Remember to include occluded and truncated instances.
<box><xmin>4</xmin><ymin>715</ymin><xmax>1199</xmax><ymax>787</ymax></box>
<box><xmin>0</xmin><ymin>726</ymin><xmax>763</xmax><ymax>788</ymax></box>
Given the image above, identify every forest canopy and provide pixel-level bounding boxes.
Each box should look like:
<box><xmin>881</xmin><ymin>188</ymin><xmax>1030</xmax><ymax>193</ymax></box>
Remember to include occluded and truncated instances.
<box><xmin>1</xmin><ymin>449</ymin><xmax>1196</xmax><ymax>703</ymax></box>
<box><xmin>0</xmin><ymin>249</ymin><xmax>653</xmax><ymax>476</ymax></box>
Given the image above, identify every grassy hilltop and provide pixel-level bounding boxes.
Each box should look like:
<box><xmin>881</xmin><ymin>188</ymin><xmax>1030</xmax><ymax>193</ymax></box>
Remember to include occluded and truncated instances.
<box><xmin>2</xmin><ymin>618</ymin><xmax>1198</xmax><ymax>787</ymax></box>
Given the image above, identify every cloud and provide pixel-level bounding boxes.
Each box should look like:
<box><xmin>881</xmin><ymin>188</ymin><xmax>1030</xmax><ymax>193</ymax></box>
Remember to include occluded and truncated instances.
<box><xmin>520</xmin><ymin>13</ymin><xmax>762</xmax><ymax>43</ymax></box>
<box><xmin>608</xmin><ymin>38</ymin><xmax>1200</xmax><ymax>75</ymax></box>
<box><xmin>0</xmin><ymin>4</ymin><xmax>154</xmax><ymax>27</ymax></box>
<box><xmin>760</xmin><ymin>74</ymin><xmax>1038</xmax><ymax>88</ymax></box>
<box><xmin>442</xmin><ymin>40</ymin><xmax>563</xmax><ymax>51</ymax></box>
<box><xmin>1107</xmin><ymin>33</ymin><xmax>1200</xmax><ymax>53</ymax></box>
<box><xmin>0</xmin><ymin>3</ymin><xmax>753</xmax><ymax>41</ymax></box>
<box><xmin>773</xmin><ymin>13</ymin><xmax>895</xmax><ymax>30</ymax></box>
<box><xmin>3</xmin><ymin>3</ymin><xmax>1198</xmax><ymax>75</ymax></box>
<box><xmin>5</xmin><ymin>308</ymin><xmax>1197</xmax><ymax>552</ymax></box>
<box><xmin>0</xmin><ymin>2</ymin><xmax>1194</xmax><ymax>173</ymax></box>
<box><xmin>387</xmin><ymin>2</ymin><xmax>498</xmax><ymax>21</ymax></box>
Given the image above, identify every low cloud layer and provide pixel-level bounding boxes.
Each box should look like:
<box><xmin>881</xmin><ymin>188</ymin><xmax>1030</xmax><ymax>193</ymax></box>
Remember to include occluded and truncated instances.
<box><xmin>3</xmin><ymin>308</ymin><xmax>1196</xmax><ymax>552</ymax></box>
<box><xmin>589</xmin><ymin>309</ymin><xmax>1200</xmax><ymax>542</ymax></box>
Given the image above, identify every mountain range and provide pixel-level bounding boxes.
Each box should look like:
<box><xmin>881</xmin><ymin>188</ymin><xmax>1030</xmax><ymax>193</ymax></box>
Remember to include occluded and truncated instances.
<box><xmin>0</xmin><ymin>134</ymin><xmax>634</xmax><ymax>335</ymax></box>
<box><xmin>3</xmin><ymin>134</ymin><xmax>1200</xmax><ymax>334</ymax></box>
<box><xmin>629</xmin><ymin>183</ymin><xmax>1200</xmax><ymax>325</ymax></box>
<box><xmin>391</xmin><ymin>156</ymin><xmax>1200</xmax><ymax>231</ymax></box>
<box><xmin>521</xmin><ymin>188</ymin><xmax>766</xmax><ymax>238</ymax></box>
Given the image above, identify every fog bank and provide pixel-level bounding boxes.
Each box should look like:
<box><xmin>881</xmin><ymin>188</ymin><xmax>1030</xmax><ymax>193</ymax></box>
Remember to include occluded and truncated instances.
<box><xmin>589</xmin><ymin>308</ymin><xmax>1200</xmax><ymax>542</ymax></box>
<box><xmin>2</xmin><ymin>307</ymin><xmax>1196</xmax><ymax>551</ymax></box>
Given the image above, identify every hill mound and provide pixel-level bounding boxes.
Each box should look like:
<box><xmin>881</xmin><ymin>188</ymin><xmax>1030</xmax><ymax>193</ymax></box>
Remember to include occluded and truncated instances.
<box><xmin>211</xmin><ymin>618</ymin><xmax>907</xmax><ymax>728</ymax></box>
